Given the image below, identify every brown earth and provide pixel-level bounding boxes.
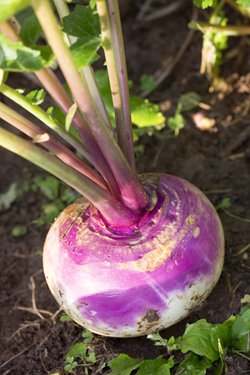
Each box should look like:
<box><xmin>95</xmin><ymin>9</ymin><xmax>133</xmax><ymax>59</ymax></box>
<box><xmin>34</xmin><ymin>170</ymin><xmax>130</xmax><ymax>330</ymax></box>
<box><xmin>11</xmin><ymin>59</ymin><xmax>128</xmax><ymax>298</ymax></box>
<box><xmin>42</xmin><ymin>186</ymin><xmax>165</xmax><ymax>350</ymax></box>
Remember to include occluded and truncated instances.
<box><xmin>0</xmin><ymin>2</ymin><xmax>250</xmax><ymax>374</ymax></box>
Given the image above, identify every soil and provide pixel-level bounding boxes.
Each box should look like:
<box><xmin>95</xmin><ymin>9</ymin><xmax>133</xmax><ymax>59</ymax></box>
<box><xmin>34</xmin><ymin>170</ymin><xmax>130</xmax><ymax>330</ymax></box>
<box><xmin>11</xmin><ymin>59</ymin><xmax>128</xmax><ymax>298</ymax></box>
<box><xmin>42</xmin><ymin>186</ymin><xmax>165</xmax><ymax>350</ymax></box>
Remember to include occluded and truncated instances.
<box><xmin>0</xmin><ymin>2</ymin><xmax>250</xmax><ymax>375</ymax></box>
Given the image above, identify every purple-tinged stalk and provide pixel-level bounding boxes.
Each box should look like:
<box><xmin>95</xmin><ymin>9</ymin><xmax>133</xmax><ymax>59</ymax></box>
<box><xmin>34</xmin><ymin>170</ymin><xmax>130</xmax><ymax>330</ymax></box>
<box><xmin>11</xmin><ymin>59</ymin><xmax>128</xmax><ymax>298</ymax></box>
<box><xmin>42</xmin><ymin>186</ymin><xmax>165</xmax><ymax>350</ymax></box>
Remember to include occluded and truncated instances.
<box><xmin>0</xmin><ymin>127</ymin><xmax>138</xmax><ymax>227</ymax></box>
<box><xmin>0</xmin><ymin>19</ymin><xmax>119</xmax><ymax>194</ymax></box>
<box><xmin>31</xmin><ymin>0</ymin><xmax>147</xmax><ymax>211</ymax></box>
<box><xmin>0</xmin><ymin>82</ymin><xmax>89</xmax><ymax>160</ymax></box>
<box><xmin>0</xmin><ymin>102</ymin><xmax>107</xmax><ymax>190</ymax></box>
<box><xmin>53</xmin><ymin>0</ymin><xmax>111</xmax><ymax>127</ymax></box>
<box><xmin>34</xmin><ymin>68</ymin><xmax>121</xmax><ymax>197</ymax></box>
<box><xmin>0</xmin><ymin>21</ymin><xmax>120</xmax><ymax>197</ymax></box>
<box><xmin>96</xmin><ymin>0</ymin><xmax>135</xmax><ymax>170</ymax></box>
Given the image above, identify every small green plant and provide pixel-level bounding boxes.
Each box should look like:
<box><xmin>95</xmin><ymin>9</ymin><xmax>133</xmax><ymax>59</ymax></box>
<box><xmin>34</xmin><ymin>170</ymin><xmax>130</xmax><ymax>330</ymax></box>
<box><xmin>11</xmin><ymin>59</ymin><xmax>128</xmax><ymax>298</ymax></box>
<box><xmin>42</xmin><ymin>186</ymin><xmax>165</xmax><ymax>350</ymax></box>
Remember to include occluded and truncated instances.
<box><xmin>31</xmin><ymin>175</ymin><xmax>78</xmax><ymax>226</ymax></box>
<box><xmin>64</xmin><ymin>329</ymin><xmax>97</xmax><ymax>374</ymax></box>
<box><xmin>156</xmin><ymin>92</ymin><xmax>201</xmax><ymax>139</ymax></box>
<box><xmin>191</xmin><ymin>0</ymin><xmax>250</xmax><ymax>90</ymax></box>
<box><xmin>108</xmin><ymin>306</ymin><xmax>250</xmax><ymax>375</ymax></box>
<box><xmin>11</xmin><ymin>225</ymin><xmax>27</xmax><ymax>237</ymax></box>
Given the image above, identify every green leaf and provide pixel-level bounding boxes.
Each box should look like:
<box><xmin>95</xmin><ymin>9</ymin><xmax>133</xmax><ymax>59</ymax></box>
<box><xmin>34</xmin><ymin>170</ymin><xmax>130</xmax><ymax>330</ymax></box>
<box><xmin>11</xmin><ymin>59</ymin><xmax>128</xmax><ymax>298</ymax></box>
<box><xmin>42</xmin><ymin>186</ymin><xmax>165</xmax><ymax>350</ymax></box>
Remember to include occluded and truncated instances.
<box><xmin>67</xmin><ymin>342</ymin><xmax>87</xmax><ymax>361</ymax></box>
<box><xmin>25</xmin><ymin>89</ymin><xmax>46</xmax><ymax>106</ymax></box>
<box><xmin>20</xmin><ymin>11</ymin><xmax>42</xmax><ymax>45</ymax></box>
<box><xmin>193</xmin><ymin>0</ymin><xmax>218</xmax><ymax>9</ymax></box>
<box><xmin>180</xmin><ymin>320</ymin><xmax>219</xmax><ymax>362</ymax></box>
<box><xmin>32</xmin><ymin>45</ymin><xmax>55</xmax><ymax>67</ymax></box>
<box><xmin>60</xmin><ymin>314</ymin><xmax>72</xmax><ymax>322</ymax></box>
<box><xmin>64</xmin><ymin>358</ymin><xmax>78</xmax><ymax>373</ymax></box>
<box><xmin>62</xmin><ymin>5</ymin><xmax>100</xmax><ymax>38</ymax></box>
<box><xmin>95</xmin><ymin>69</ymin><xmax>165</xmax><ymax>130</ymax></box>
<box><xmin>215</xmin><ymin>197</ymin><xmax>232</xmax><ymax>211</ymax></box>
<box><xmin>137</xmin><ymin>356</ymin><xmax>174</xmax><ymax>375</ymax></box>
<box><xmin>89</xmin><ymin>0</ymin><xmax>97</xmax><ymax>9</ymax></box>
<box><xmin>108</xmin><ymin>354</ymin><xmax>142</xmax><ymax>375</ymax></box>
<box><xmin>139</xmin><ymin>74</ymin><xmax>157</xmax><ymax>93</ymax></box>
<box><xmin>0</xmin><ymin>182</ymin><xmax>19</xmax><ymax>212</ymax></box>
<box><xmin>167</xmin><ymin>112</ymin><xmax>185</xmax><ymax>136</ymax></box>
<box><xmin>32</xmin><ymin>175</ymin><xmax>59</xmax><ymax>200</ymax></box>
<box><xmin>82</xmin><ymin>329</ymin><xmax>94</xmax><ymax>344</ymax></box>
<box><xmin>130</xmin><ymin>97</ymin><xmax>166</xmax><ymax>129</ymax></box>
<box><xmin>70</xmin><ymin>36</ymin><xmax>101</xmax><ymax>68</ymax></box>
<box><xmin>60</xmin><ymin>186</ymin><xmax>79</xmax><ymax>204</ymax></box>
<box><xmin>0</xmin><ymin>33</ymin><xmax>51</xmax><ymax>72</ymax></box>
<box><xmin>210</xmin><ymin>318</ymin><xmax>234</xmax><ymax>354</ymax></box>
<box><xmin>87</xmin><ymin>351</ymin><xmax>97</xmax><ymax>363</ymax></box>
<box><xmin>179</xmin><ymin>92</ymin><xmax>201</xmax><ymax>112</ymax></box>
<box><xmin>40</xmin><ymin>201</ymin><xmax>64</xmax><ymax>225</ymax></box>
<box><xmin>0</xmin><ymin>0</ymin><xmax>31</xmax><ymax>24</ymax></box>
<box><xmin>236</xmin><ymin>0</ymin><xmax>250</xmax><ymax>7</ymax></box>
<box><xmin>231</xmin><ymin>308</ymin><xmax>250</xmax><ymax>351</ymax></box>
<box><xmin>177</xmin><ymin>353</ymin><xmax>212</xmax><ymax>375</ymax></box>
<box><xmin>11</xmin><ymin>225</ymin><xmax>27</xmax><ymax>237</ymax></box>
<box><xmin>65</xmin><ymin>103</ymin><xmax>78</xmax><ymax>132</ymax></box>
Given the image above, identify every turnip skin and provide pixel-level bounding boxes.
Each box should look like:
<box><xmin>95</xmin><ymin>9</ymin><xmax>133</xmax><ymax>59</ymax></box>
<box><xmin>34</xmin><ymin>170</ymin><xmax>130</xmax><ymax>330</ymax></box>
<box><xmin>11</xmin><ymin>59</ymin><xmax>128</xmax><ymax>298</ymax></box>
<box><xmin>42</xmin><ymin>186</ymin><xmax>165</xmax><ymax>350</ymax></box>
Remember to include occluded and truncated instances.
<box><xmin>43</xmin><ymin>174</ymin><xmax>224</xmax><ymax>337</ymax></box>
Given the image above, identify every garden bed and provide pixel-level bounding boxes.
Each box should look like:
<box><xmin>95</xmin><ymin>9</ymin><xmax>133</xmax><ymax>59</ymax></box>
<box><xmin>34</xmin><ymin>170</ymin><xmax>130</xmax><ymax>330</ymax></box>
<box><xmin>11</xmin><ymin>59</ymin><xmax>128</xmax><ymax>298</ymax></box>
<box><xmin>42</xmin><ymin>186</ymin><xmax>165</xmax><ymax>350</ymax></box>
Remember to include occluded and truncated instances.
<box><xmin>0</xmin><ymin>2</ymin><xmax>250</xmax><ymax>374</ymax></box>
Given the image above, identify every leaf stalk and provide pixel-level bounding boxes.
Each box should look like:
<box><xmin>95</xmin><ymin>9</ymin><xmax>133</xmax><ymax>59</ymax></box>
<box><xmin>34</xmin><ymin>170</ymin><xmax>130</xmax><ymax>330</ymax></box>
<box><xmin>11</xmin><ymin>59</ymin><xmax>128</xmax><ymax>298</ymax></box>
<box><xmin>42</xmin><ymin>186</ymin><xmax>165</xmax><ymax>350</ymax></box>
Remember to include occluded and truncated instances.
<box><xmin>32</xmin><ymin>0</ymin><xmax>147</xmax><ymax>211</ymax></box>
<box><xmin>96</xmin><ymin>0</ymin><xmax>135</xmax><ymax>171</ymax></box>
<box><xmin>0</xmin><ymin>127</ymin><xmax>139</xmax><ymax>227</ymax></box>
<box><xmin>0</xmin><ymin>102</ymin><xmax>107</xmax><ymax>190</ymax></box>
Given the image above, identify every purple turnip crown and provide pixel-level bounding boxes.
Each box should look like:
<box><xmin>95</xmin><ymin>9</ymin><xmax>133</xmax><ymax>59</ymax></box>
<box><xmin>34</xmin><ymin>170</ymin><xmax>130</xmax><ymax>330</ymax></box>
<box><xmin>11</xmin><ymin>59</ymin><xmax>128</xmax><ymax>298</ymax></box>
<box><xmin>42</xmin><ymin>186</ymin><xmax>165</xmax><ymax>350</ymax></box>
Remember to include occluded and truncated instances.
<box><xmin>43</xmin><ymin>174</ymin><xmax>224</xmax><ymax>337</ymax></box>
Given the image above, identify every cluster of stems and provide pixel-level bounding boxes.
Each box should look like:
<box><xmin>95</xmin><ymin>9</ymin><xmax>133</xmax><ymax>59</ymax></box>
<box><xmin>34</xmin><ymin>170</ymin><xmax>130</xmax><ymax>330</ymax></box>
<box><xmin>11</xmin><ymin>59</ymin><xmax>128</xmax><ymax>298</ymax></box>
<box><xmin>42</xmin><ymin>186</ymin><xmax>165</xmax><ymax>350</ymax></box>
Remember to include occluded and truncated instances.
<box><xmin>0</xmin><ymin>0</ymin><xmax>148</xmax><ymax>227</ymax></box>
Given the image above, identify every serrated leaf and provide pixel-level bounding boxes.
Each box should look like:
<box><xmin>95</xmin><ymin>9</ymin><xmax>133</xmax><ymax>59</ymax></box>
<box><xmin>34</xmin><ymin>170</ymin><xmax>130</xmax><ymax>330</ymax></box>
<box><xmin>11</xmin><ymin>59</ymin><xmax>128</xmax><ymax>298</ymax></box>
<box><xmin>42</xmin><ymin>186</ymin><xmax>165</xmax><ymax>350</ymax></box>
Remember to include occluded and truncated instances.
<box><xmin>20</xmin><ymin>11</ymin><xmax>42</xmax><ymax>45</ymax></box>
<box><xmin>65</xmin><ymin>103</ymin><xmax>77</xmax><ymax>132</ymax></box>
<box><xmin>87</xmin><ymin>351</ymin><xmax>96</xmax><ymax>363</ymax></box>
<box><xmin>108</xmin><ymin>354</ymin><xmax>142</xmax><ymax>375</ymax></box>
<box><xmin>180</xmin><ymin>320</ymin><xmax>219</xmax><ymax>362</ymax></box>
<box><xmin>66</xmin><ymin>342</ymin><xmax>87</xmax><ymax>360</ymax></box>
<box><xmin>0</xmin><ymin>0</ymin><xmax>31</xmax><ymax>24</ymax></box>
<box><xmin>62</xmin><ymin>5</ymin><xmax>100</xmax><ymax>38</ymax></box>
<box><xmin>130</xmin><ymin>97</ymin><xmax>166</xmax><ymax>129</ymax></box>
<box><xmin>70</xmin><ymin>36</ymin><xmax>101</xmax><ymax>68</ymax></box>
<box><xmin>64</xmin><ymin>360</ymin><xmax>78</xmax><ymax>373</ymax></box>
<box><xmin>0</xmin><ymin>33</ymin><xmax>51</xmax><ymax>72</ymax></box>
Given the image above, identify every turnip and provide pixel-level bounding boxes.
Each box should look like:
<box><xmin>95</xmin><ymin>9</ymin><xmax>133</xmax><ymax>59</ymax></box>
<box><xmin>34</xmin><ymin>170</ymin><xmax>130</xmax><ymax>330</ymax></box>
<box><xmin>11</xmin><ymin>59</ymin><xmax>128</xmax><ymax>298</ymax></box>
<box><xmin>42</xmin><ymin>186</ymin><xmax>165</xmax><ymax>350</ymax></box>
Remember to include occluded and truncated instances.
<box><xmin>0</xmin><ymin>0</ymin><xmax>224</xmax><ymax>337</ymax></box>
